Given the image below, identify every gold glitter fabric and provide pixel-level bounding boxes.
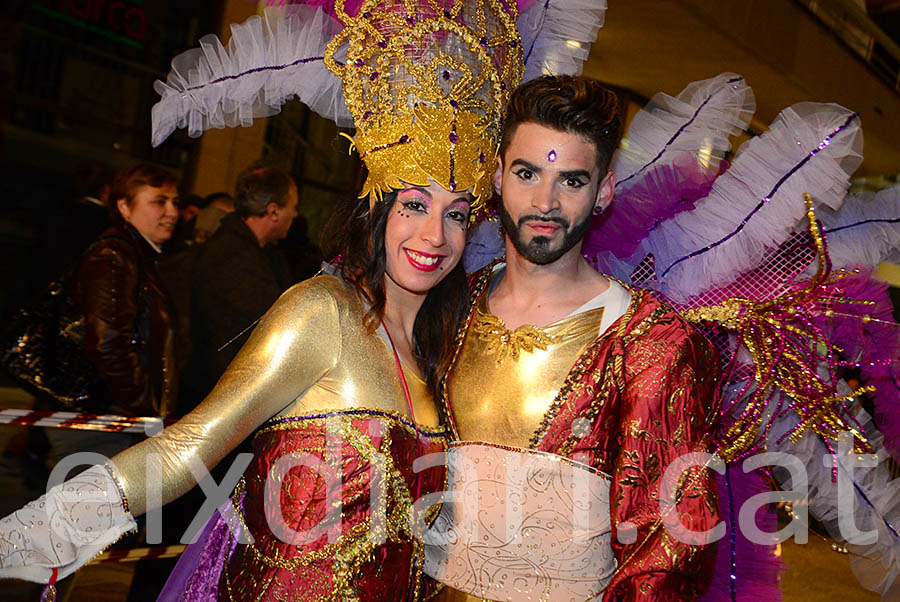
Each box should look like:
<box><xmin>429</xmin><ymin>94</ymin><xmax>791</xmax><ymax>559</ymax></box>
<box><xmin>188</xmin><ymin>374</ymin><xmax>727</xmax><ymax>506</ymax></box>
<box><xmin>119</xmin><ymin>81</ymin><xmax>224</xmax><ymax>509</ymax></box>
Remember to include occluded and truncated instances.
<box><xmin>325</xmin><ymin>0</ymin><xmax>524</xmax><ymax>210</ymax></box>
<box><xmin>110</xmin><ymin>275</ymin><xmax>441</xmax><ymax>516</ymax></box>
<box><xmin>447</xmin><ymin>282</ymin><xmax>608</xmax><ymax>447</ymax></box>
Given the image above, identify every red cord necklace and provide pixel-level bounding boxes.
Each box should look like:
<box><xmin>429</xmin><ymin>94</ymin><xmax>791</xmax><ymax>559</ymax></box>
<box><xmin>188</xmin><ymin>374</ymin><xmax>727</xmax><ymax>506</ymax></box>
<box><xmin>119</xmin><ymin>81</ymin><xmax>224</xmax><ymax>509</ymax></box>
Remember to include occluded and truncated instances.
<box><xmin>382</xmin><ymin>321</ymin><xmax>416</xmax><ymax>425</ymax></box>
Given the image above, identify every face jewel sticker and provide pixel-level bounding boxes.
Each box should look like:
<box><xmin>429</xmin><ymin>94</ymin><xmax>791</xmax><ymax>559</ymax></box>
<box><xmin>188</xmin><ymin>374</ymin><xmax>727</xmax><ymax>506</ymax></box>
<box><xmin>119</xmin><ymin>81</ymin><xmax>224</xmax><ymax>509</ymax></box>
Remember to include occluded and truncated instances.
<box><xmin>547</xmin><ymin>149</ymin><xmax>557</xmax><ymax>162</ymax></box>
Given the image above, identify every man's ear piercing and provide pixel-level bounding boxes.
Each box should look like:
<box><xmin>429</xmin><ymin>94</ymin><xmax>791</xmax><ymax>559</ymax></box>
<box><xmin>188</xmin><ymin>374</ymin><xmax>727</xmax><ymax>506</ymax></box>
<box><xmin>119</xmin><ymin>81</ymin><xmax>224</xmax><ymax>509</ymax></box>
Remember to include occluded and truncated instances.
<box><xmin>593</xmin><ymin>206</ymin><xmax>604</xmax><ymax>216</ymax></box>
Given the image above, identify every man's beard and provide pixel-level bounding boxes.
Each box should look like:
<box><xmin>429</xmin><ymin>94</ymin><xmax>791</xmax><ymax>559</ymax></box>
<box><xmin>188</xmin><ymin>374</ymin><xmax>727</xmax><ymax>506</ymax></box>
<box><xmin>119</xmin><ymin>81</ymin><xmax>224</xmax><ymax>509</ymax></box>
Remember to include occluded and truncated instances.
<box><xmin>499</xmin><ymin>205</ymin><xmax>593</xmax><ymax>265</ymax></box>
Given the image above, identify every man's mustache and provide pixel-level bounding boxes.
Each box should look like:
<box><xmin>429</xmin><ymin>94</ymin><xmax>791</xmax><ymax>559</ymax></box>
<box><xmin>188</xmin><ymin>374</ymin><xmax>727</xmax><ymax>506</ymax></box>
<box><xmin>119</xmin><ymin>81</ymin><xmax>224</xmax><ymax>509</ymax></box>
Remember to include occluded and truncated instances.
<box><xmin>517</xmin><ymin>215</ymin><xmax>570</xmax><ymax>229</ymax></box>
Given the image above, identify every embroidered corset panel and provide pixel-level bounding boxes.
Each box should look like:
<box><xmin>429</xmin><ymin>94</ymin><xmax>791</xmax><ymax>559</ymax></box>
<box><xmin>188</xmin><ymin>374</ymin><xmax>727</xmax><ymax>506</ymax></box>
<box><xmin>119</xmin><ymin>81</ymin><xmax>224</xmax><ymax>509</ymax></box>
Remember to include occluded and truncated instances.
<box><xmin>220</xmin><ymin>410</ymin><xmax>449</xmax><ymax>602</ymax></box>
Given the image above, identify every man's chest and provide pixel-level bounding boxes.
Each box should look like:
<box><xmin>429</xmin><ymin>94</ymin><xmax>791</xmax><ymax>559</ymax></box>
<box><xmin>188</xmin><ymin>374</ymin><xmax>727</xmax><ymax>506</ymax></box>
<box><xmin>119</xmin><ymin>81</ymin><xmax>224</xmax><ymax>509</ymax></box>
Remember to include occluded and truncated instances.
<box><xmin>446</xmin><ymin>305</ymin><xmax>605</xmax><ymax>447</ymax></box>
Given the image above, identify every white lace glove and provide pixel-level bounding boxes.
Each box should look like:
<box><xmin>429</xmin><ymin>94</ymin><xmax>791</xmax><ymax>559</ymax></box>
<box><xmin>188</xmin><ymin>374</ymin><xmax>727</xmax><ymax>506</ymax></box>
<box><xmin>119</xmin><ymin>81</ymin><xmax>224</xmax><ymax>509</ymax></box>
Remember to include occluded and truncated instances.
<box><xmin>0</xmin><ymin>464</ymin><xmax>137</xmax><ymax>583</ymax></box>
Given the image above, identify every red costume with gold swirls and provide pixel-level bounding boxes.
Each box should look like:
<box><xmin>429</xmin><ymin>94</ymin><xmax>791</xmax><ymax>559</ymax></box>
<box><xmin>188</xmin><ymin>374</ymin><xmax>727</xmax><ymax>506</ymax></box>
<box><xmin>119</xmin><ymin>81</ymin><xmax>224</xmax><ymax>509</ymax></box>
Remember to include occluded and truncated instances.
<box><xmin>435</xmin><ymin>263</ymin><xmax>720</xmax><ymax>602</ymax></box>
<box><xmin>221</xmin><ymin>411</ymin><xmax>447</xmax><ymax>601</ymax></box>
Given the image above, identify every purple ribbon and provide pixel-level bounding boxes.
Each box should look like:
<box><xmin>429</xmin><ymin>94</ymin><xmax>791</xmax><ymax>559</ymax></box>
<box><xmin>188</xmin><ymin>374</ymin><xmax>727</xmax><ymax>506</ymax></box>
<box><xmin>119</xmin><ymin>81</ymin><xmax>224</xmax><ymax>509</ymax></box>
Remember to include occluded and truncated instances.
<box><xmin>725</xmin><ymin>466</ymin><xmax>738</xmax><ymax>602</ymax></box>
<box><xmin>184</xmin><ymin>56</ymin><xmax>327</xmax><ymax>92</ymax></box>
<box><xmin>823</xmin><ymin>216</ymin><xmax>900</xmax><ymax>236</ymax></box>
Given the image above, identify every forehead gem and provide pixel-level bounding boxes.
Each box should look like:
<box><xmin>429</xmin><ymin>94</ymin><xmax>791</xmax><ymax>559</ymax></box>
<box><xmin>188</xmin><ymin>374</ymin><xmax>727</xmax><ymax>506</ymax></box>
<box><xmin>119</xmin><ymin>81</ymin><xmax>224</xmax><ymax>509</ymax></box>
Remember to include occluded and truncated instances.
<box><xmin>547</xmin><ymin>149</ymin><xmax>557</xmax><ymax>162</ymax></box>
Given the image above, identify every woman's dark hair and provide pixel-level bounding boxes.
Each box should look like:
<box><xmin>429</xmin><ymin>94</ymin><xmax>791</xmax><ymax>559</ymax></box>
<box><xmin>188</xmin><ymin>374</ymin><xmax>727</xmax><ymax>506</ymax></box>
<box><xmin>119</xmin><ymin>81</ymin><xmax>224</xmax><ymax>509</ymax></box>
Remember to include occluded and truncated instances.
<box><xmin>323</xmin><ymin>192</ymin><xmax>470</xmax><ymax>399</ymax></box>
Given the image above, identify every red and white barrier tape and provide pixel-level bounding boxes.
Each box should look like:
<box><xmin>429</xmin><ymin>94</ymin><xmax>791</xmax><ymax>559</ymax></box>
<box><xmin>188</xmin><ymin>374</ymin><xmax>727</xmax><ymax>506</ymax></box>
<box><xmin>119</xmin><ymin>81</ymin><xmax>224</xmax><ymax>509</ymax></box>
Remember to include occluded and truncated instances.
<box><xmin>0</xmin><ymin>409</ymin><xmax>166</xmax><ymax>433</ymax></box>
<box><xmin>87</xmin><ymin>544</ymin><xmax>186</xmax><ymax>565</ymax></box>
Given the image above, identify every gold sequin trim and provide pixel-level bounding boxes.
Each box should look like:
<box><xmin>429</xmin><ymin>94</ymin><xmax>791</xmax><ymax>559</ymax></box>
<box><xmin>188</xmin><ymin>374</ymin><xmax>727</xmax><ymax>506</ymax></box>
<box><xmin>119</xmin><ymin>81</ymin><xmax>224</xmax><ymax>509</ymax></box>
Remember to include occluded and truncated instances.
<box><xmin>470</xmin><ymin>310</ymin><xmax>561</xmax><ymax>362</ymax></box>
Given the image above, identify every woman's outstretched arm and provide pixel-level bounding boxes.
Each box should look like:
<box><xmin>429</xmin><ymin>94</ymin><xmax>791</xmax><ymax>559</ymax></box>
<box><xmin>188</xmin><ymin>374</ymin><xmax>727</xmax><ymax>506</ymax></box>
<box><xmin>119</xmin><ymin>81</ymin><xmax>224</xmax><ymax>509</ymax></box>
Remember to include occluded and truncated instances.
<box><xmin>0</xmin><ymin>278</ymin><xmax>340</xmax><ymax>581</ymax></box>
<box><xmin>113</xmin><ymin>278</ymin><xmax>340</xmax><ymax>514</ymax></box>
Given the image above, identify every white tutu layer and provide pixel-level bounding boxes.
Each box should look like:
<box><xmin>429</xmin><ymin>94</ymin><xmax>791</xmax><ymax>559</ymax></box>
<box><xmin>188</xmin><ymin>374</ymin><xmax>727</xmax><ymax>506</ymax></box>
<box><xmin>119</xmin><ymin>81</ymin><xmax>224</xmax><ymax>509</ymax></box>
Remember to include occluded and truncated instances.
<box><xmin>818</xmin><ymin>183</ymin><xmax>900</xmax><ymax>270</ymax></box>
<box><xmin>518</xmin><ymin>0</ymin><xmax>607</xmax><ymax>80</ymax></box>
<box><xmin>612</xmin><ymin>72</ymin><xmax>754</xmax><ymax>184</ymax></box>
<box><xmin>585</xmin><ymin>73</ymin><xmax>755</xmax><ymax>268</ymax></box>
<box><xmin>770</xmin><ymin>397</ymin><xmax>900</xmax><ymax>599</ymax></box>
<box><xmin>631</xmin><ymin>102</ymin><xmax>863</xmax><ymax>303</ymax></box>
<box><xmin>151</xmin><ymin>6</ymin><xmax>349</xmax><ymax>147</ymax></box>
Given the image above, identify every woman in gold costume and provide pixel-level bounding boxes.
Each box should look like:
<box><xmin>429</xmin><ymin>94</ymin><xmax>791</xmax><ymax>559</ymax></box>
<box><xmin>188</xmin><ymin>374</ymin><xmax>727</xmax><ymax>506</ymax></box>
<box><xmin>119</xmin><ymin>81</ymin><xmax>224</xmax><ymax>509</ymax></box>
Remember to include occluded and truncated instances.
<box><xmin>0</xmin><ymin>1</ymin><xmax>528</xmax><ymax>600</ymax></box>
<box><xmin>0</xmin><ymin>179</ymin><xmax>470</xmax><ymax>601</ymax></box>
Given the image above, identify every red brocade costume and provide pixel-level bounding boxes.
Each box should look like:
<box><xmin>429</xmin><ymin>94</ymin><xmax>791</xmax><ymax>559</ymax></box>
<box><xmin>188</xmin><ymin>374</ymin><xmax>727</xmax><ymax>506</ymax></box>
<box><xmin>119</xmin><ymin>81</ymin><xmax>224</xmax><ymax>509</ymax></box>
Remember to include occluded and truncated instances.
<box><xmin>220</xmin><ymin>411</ymin><xmax>448</xmax><ymax>601</ymax></box>
<box><xmin>435</xmin><ymin>264</ymin><xmax>721</xmax><ymax>602</ymax></box>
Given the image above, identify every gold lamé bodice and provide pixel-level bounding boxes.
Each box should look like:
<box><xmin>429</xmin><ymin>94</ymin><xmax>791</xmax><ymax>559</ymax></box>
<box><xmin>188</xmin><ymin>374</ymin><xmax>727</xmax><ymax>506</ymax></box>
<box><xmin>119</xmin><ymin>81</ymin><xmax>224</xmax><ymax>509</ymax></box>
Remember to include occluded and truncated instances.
<box><xmin>275</xmin><ymin>276</ymin><xmax>437</xmax><ymax>427</ymax></box>
<box><xmin>446</xmin><ymin>286</ymin><xmax>607</xmax><ymax>447</ymax></box>
<box><xmin>112</xmin><ymin>275</ymin><xmax>436</xmax><ymax>515</ymax></box>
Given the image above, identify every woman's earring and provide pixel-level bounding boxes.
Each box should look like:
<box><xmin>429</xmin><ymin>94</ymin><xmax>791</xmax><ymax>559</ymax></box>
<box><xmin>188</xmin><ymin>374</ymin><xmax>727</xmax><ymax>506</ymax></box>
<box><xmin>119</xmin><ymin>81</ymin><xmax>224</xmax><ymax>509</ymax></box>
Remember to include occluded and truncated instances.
<box><xmin>593</xmin><ymin>206</ymin><xmax>604</xmax><ymax>216</ymax></box>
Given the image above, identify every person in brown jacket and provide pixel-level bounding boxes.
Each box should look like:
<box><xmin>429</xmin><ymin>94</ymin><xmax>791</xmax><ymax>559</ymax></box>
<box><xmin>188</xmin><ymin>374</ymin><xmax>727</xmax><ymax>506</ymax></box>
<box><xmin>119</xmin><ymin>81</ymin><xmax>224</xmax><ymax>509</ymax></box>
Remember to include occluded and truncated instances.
<box><xmin>56</xmin><ymin>163</ymin><xmax>180</xmax><ymax>460</ymax></box>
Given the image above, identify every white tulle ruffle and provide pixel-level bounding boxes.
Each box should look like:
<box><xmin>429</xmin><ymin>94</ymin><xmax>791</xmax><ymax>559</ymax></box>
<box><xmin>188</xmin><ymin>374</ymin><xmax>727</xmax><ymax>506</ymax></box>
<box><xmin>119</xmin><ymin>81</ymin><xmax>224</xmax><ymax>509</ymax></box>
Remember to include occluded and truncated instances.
<box><xmin>613</xmin><ymin>72</ymin><xmax>754</xmax><ymax>184</ymax></box>
<box><xmin>631</xmin><ymin>102</ymin><xmax>863</xmax><ymax>303</ymax></box>
<box><xmin>770</xmin><ymin>401</ymin><xmax>900</xmax><ymax>599</ymax></box>
<box><xmin>585</xmin><ymin>73</ymin><xmax>755</xmax><ymax>267</ymax></box>
<box><xmin>518</xmin><ymin>0</ymin><xmax>607</xmax><ymax>80</ymax></box>
<box><xmin>818</xmin><ymin>183</ymin><xmax>900</xmax><ymax>270</ymax></box>
<box><xmin>151</xmin><ymin>6</ymin><xmax>350</xmax><ymax>147</ymax></box>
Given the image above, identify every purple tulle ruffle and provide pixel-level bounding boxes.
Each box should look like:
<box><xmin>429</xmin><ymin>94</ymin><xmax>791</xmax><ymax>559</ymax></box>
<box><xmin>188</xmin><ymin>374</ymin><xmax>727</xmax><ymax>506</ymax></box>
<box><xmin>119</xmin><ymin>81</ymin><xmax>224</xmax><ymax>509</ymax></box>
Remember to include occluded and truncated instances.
<box><xmin>156</xmin><ymin>498</ymin><xmax>243</xmax><ymax>602</ymax></box>
<box><xmin>698</xmin><ymin>466</ymin><xmax>785</xmax><ymax>602</ymax></box>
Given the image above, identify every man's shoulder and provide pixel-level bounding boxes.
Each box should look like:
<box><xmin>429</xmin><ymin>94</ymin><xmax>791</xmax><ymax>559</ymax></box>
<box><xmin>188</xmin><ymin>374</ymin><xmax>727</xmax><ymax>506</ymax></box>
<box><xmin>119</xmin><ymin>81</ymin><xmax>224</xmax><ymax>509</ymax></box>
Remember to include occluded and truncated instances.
<box><xmin>196</xmin><ymin>219</ymin><xmax>264</xmax><ymax>270</ymax></box>
<box><xmin>204</xmin><ymin>216</ymin><xmax>255</xmax><ymax>249</ymax></box>
<box><xmin>620</xmin><ymin>287</ymin><xmax>711</xmax><ymax>348</ymax></box>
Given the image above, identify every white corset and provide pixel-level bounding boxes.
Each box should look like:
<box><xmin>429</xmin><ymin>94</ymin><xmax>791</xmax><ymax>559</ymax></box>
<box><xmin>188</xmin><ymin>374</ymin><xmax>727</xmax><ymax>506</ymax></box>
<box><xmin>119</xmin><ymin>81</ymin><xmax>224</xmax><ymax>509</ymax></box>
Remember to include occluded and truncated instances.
<box><xmin>423</xmin><ymin>442</ymin><xmax>617</xmax><ymax>602</ymax></box>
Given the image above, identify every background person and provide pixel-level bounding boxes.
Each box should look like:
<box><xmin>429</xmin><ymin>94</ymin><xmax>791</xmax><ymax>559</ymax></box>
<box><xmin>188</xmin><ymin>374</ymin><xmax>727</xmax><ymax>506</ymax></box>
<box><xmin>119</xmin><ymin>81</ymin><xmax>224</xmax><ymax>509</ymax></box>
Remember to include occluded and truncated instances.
<box><xmin>180</xmin><ymin>166</ymin><xmax>296</xmax><ymax>412</ymax></box>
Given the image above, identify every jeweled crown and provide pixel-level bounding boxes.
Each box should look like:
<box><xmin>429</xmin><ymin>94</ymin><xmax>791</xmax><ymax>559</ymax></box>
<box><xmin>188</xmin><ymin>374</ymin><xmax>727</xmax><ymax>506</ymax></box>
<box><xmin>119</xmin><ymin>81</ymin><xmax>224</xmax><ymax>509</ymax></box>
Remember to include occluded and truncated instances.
<box><xmin>324</xmin><ymin>0</ymin><xmax>523</xmax><ymax>212</ymax></box>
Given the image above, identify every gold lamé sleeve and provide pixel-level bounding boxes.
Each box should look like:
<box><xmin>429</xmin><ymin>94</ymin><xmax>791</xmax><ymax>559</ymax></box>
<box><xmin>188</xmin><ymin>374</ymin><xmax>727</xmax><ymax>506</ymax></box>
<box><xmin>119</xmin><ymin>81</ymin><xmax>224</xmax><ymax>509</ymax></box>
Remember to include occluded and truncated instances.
<box><xmin>109</xmin><ymin>278</ymin><xmax>341</xmax><ymax>516</ymax></box>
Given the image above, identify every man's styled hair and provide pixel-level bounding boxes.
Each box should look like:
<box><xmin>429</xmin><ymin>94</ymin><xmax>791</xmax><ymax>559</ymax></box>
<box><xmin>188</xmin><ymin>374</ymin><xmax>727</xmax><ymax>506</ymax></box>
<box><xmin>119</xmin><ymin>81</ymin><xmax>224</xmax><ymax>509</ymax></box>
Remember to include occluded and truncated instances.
<box><xmin>500</xmin><ymin>75</ymin><xmax>622</xmax><ymax>172</ymax></box>
<box><xmin>110</xmin><ymin>163</ymin><xmax>178</xmax><ymax>212</ymax></box>
<box><xmin>234</xmin><ymin>166</ymin><xmax>295</xmax><ymax>218</ymax></box>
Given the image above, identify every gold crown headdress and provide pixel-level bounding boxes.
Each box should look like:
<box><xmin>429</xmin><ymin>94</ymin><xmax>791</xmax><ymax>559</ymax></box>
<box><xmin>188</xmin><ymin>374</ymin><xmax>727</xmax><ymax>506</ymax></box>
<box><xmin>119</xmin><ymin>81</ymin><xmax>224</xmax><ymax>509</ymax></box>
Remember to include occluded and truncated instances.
<box><xmin>325</xmin><ymin>0</ymin><xmax>523</xmax><ymax>212</ymax></box>
<box><xmin>151</xmin><ymin>1</ymin><xmax>605</xmax><ymax>213</ymax></box>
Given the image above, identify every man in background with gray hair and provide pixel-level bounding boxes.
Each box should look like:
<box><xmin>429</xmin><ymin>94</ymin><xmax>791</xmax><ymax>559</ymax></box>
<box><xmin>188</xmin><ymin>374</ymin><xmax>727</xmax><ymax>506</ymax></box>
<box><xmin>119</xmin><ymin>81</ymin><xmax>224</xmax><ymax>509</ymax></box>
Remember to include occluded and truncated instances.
<box><xmin>182</xmin><ymin>165</ymin><xmax>298</xmax><ymax>408</ymax></box>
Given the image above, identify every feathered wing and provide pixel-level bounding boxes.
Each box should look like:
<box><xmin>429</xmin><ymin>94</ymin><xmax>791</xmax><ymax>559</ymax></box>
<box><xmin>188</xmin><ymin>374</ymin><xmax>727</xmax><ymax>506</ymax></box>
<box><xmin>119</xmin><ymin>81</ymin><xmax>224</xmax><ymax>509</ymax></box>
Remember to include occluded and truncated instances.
<box><xmin>151</xmin><ymin>6</ymin><xmax>351</xmax><ymax>148</ymax></box>
<box><xmin>815</xmin><ymin>187</ymin><xmax>900</xmax><ymax>463</ymax></box>
<box><xmin>581</xmin><ymin>72</ymin><xmax>900</xmax><ymax>599</ymax></box>
<box><xmin>622</xmin><ymin>102</ymin><xmax>862</xmax><ymax>304</ymax></box>
<box><xmin>771</xmin><ymin>401</ymin><xmax>900</xmax><ymax>600</ymax></box>
<box><xmin>819</xmin><ymin>184</ymin><xmax>900</xmax><ymax>269</ymax></box>
<box><xmin>586</xmin><ymin>73</ymin><xmax>755</xmax><ymax>271</ymax></box>
<box><xmin>518</xmin><ymin>0</ymin><xmax>607</xmax><ymax>79</ymax></box>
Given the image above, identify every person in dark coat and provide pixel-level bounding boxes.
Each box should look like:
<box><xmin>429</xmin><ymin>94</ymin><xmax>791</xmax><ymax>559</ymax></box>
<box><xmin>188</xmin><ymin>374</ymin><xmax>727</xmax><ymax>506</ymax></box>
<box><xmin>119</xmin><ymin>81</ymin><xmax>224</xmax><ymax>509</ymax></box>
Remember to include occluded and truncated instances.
<box><xmin>40</xmin><ymin>163</ymin><xmax>181</xmax><ymax>472</ymax></box>
<box><xmin>66</xmin><ymin>162</ymin><xmax>116</xmax><ymax>256</ymax></box>
<box><xmin>181</xmin><ymin>166</ymin><xmax>297</xmax><ymax>408</ymax></box>
<box><xmin>72</xmin><ymin>164</ymin><xmax>180</xmax><ymax>421</ymax></box>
